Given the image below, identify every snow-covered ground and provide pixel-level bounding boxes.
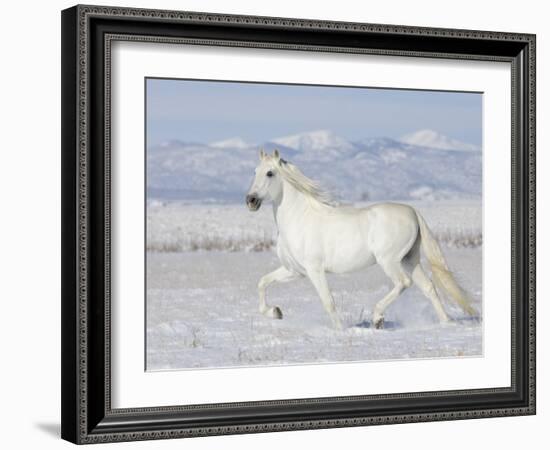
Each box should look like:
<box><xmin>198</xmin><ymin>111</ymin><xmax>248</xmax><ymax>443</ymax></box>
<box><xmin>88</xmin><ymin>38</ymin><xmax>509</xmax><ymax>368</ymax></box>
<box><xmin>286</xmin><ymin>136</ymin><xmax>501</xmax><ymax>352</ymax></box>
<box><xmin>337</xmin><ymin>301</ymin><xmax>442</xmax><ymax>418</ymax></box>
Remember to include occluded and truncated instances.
<box><xmin>146</xmin><ymin>201</ymin><xmax>482</xmax><ymax>371</ymax></box>
<box><xmin>146</xmin><ymin>250</ymin><xmax>482</xmax><ymax>371</ymax></box>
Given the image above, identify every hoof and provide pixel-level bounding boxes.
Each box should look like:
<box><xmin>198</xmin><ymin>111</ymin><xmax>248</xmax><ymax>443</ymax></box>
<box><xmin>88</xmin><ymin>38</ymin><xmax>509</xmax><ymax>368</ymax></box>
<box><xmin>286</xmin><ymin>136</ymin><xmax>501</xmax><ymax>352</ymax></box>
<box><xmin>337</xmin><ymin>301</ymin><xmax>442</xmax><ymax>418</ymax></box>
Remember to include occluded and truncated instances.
<box><xmin>272</xmin><ymin>306</ymin><xmax>283</xmax><ymax>319</ymax></box>
<box><xmin>373</xmin><ymin>317</ymin><xmax>384</xmax><ymax>330</ymax></box>
<box><xmin>267</xmin><ymin>306</ymin><xmax>283</xmax><ymax>320</ymax></box>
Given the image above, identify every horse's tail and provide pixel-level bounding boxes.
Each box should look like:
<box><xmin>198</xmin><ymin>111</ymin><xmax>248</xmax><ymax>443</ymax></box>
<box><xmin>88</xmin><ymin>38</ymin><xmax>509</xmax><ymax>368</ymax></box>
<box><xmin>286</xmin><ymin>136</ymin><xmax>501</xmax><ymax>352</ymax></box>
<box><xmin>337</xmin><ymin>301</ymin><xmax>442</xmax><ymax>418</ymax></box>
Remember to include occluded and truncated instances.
<box><xmin>415</xmin><ymin>211</ymin><xmax>477</xmax><ymax>316</ymax></box>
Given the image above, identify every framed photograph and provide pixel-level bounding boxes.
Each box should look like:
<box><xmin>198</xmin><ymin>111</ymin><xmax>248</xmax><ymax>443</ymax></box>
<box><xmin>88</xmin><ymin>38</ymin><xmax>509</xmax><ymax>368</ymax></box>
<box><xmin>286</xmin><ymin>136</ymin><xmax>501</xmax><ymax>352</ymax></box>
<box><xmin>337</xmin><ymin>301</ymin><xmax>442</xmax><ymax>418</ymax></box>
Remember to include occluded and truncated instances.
<box><xmin>61</xmin><ymin>4</ymin><xmax>536</xmax><ymax>444</ymax></box>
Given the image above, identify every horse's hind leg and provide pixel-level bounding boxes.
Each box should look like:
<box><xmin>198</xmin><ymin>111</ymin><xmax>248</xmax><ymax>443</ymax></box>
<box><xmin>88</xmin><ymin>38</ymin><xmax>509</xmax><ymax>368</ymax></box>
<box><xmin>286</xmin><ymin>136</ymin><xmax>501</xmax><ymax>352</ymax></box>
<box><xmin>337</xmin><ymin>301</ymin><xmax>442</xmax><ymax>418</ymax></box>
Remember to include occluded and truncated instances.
<box><xmin>404</xmin><ymin>241</ymin><xmax>450</xmax><ymax>323</ymax></box>
<box><xmin>372</xmin><ymin>261</ymin><xmax>412</xmax><ymax>329</ymax></box>
<box><xmin>258</xmin><ymin>266</ymin><xmax>300</xmax><ymax>319</ymax></box>
<box><xmin>411</xmin><ymin>264</ymin><xmax>450</xmax><ymax>323</ymax></box>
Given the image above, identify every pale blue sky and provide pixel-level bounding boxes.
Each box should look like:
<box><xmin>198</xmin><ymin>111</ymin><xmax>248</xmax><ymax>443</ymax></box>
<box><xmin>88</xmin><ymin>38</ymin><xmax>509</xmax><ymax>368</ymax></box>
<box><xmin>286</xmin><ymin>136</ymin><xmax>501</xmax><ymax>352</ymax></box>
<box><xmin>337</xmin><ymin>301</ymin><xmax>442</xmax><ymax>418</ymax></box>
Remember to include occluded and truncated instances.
<box><xmin>146</xmin><ymin>78</ymin><xmax>482</xmax><ymax>146</ymax></box>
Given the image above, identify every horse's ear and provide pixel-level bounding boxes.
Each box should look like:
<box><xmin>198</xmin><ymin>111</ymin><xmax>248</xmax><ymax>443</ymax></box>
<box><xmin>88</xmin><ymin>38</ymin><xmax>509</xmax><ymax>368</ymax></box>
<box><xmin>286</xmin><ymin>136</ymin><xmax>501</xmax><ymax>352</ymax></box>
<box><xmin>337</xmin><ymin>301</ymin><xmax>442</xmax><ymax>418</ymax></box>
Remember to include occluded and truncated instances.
<box><xmin>273</xmin><ymin>149</ymin><xmax>280</xmax><ymax>160</ymax></box>
<box><xmin>259</xmin><ymin>148</ymin><xmax>266</xmax><ymax>160</ymax></box>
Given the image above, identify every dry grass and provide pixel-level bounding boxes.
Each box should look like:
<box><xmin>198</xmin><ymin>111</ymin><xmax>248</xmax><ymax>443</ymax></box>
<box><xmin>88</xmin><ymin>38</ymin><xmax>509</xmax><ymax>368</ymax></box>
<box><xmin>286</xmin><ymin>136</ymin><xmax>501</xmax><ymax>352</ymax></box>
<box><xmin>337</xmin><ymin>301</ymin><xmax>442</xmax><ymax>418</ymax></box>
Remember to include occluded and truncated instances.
<box><xmin>147</xmin><ymin>229</ymin><xmax>480</xmax><ymax>252</ymax></box>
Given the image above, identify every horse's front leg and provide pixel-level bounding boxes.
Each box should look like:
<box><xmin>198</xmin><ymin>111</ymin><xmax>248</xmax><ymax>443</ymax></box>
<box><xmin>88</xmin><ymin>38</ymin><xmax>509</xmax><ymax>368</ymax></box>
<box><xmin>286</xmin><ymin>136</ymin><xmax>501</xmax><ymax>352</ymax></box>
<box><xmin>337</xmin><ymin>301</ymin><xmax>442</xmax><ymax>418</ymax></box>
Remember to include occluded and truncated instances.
<box><xmin>258</xmin><ymin>266</ymin><xmax>300</xmax><ymax>319</ymax></box>
<box><xmin>305</xmin><ymin>267</ymin><xmax>343</xmax><ymax>330</ymax></box>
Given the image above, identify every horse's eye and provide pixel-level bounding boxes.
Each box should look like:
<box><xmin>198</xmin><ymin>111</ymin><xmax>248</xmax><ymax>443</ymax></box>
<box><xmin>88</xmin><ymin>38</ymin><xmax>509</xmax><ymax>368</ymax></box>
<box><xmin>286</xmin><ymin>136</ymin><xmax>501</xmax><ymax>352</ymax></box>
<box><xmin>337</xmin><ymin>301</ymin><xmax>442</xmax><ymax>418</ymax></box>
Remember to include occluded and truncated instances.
<box><xmin>266</xmin><ymin>171</ymin><xmax>274</xmax><ymax>178</ymax></box>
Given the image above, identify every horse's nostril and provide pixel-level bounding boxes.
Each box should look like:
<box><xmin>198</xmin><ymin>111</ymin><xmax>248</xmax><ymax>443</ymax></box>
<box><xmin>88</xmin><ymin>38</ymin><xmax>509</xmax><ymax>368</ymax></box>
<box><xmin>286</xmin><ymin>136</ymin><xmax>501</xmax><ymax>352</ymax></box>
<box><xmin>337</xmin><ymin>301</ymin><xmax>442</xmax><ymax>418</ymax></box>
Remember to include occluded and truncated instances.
<box><xmin>246</xmin><ymin>195</ymin><xmax>257</xmax><ymax>204</ymax></box>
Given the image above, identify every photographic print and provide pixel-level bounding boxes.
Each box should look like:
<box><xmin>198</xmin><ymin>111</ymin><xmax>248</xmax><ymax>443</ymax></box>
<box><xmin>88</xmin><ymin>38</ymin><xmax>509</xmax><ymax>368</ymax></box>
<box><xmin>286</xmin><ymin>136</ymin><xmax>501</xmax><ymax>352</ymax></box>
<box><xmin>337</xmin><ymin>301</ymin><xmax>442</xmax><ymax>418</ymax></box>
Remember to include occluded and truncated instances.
<box><xmin>145</xmin><ymin>78</ymin><xmax>483</xmax><ymax>371</ymax></box>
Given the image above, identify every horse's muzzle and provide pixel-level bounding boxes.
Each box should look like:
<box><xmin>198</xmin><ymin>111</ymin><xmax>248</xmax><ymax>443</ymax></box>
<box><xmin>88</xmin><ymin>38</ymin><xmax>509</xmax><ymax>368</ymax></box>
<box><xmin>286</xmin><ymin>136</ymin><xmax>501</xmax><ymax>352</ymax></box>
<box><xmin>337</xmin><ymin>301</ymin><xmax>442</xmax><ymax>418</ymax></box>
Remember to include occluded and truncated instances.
<box><xmin>246</xmin><ymin>194</ymin><xmax>262</xmax><ymax>211</ymax></box>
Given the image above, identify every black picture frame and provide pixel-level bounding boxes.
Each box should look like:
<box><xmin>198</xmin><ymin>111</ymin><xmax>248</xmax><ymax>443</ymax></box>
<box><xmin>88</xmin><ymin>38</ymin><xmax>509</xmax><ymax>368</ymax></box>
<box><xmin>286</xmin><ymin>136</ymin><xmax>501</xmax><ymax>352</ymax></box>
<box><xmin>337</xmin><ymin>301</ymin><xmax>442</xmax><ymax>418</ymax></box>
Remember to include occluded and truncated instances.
<box><xmin>61</xmin><ymin>4</ymin><xmax>536</xmax><ymax>444</ymax></box>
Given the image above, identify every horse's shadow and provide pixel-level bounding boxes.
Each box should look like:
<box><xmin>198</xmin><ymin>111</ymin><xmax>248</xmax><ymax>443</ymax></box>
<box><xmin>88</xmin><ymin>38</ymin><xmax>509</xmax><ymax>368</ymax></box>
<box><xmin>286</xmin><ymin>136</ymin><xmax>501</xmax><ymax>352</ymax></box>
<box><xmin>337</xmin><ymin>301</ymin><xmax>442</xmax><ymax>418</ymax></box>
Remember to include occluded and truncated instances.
<box><xmin>453</xmin><ymin>315</ymin><xmax>483</xmax><ymax>325</ymax></box>
<box><xmin>352</xmin><ymin>319</ymin><xmax>401</xmax><ymax>330</ymax></box>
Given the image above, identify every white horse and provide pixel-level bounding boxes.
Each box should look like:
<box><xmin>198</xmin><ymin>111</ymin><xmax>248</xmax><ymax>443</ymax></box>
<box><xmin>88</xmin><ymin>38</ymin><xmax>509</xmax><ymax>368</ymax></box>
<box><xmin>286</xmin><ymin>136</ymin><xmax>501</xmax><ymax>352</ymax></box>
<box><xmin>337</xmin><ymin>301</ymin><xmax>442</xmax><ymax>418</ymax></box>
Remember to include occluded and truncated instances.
<box><xmin>246</xmin><ymin>149</ymin><xmax>477</xmax><ymax>330</ymax></box>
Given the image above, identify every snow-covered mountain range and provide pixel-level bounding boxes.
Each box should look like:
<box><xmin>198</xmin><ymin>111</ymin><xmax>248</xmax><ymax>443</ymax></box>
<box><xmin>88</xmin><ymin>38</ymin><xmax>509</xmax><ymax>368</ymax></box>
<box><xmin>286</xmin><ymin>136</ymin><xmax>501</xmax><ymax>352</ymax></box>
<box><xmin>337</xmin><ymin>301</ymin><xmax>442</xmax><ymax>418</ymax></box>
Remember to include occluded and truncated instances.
<box><xmin>147</xmin><ymin>129</ymin><xmax>482</xmax><ymax>203</ymax></box>
<box><xmin>400</xmin><ymin>129</ymin><xmax>480</xmax><ymax>152</ymax></box>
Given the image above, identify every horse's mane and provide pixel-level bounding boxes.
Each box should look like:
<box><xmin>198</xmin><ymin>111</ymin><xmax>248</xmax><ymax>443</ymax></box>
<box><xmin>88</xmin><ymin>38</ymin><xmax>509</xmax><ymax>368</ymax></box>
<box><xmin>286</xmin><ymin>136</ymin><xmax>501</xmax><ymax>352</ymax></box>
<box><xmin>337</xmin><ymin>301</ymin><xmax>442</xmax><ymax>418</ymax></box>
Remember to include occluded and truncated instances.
<box><xmin>276</xmin><ymin>158</ymin><xmax>336</xmax><ymax>207</ymax></box>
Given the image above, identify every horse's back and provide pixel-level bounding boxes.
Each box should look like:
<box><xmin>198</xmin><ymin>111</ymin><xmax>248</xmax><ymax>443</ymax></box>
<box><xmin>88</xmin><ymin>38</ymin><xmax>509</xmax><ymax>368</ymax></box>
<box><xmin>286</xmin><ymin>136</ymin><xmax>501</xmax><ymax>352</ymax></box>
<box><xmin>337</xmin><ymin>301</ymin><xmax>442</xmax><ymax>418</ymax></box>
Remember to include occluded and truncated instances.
<box><xmin>364</xmin><ymin>202</ymin><xmax>418</xmax><ymax>221</ymax></box>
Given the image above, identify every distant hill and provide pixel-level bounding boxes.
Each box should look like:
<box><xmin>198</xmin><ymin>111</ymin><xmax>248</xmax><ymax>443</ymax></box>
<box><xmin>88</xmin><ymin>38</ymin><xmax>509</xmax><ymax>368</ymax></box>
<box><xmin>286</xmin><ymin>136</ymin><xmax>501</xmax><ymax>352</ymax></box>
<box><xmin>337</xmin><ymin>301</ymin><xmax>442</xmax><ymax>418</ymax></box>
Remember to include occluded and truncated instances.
<box><xmin>147</xmin><ymin>129</ymin><xmax>481</xmax><ymax>203</ymax></box>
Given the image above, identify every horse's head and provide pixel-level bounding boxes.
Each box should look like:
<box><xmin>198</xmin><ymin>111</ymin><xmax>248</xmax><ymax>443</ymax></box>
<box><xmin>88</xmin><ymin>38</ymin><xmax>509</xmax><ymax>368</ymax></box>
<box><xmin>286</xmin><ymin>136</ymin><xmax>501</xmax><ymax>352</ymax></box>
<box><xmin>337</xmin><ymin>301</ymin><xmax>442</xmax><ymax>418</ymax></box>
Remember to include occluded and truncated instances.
<box><xmin>246</xmin><ymin>149</ymin><xmax>285</xmax><ymax>211</ymax></box>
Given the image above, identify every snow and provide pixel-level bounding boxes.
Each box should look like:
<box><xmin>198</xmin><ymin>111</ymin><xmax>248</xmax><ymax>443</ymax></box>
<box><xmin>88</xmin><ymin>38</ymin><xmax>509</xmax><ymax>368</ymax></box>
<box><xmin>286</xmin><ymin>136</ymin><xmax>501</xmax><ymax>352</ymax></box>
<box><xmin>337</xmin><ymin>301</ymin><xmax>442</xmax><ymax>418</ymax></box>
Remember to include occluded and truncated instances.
<box><xmin>210</xmin><ymin>137</ymin><xmax>254</xmax><ymax>149</ymax></box>
<box><xmin>145</xmin><ymin>130</ymin><xmax>483</xmax><ymax>371</ymax></box>
<box><xmin>271</xmin><ymin>129</ymin><xmax>355</xmax><ymax>153</ymax></box>
<box><xmin>399</xmin><ymin>129</ymin><xmax>480</xmax><ymax>152</ymax></box>
<box><xmin>146</xmin><ymin>200</ymin><xmax>482</xmax><ymax>371</ymax></box>
<box><xmin>146</xmin><ymin>248</ymin><xmax>482</xmax><ymax>371</ymax></box>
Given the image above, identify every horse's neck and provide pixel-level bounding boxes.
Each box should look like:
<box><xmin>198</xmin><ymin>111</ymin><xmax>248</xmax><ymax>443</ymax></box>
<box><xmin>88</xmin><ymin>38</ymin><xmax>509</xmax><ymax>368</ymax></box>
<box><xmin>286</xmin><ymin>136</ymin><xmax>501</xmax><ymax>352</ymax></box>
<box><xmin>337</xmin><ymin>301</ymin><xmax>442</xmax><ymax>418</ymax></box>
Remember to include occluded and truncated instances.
<box><xmin>273</xmin><ymin>180</ymin><xmax>313</xmax><ymax>231</ymax></box>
